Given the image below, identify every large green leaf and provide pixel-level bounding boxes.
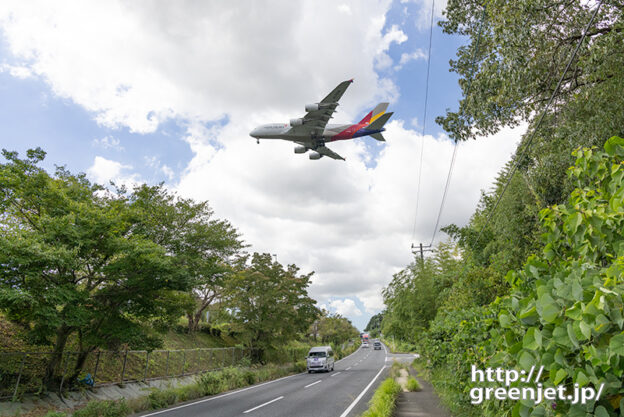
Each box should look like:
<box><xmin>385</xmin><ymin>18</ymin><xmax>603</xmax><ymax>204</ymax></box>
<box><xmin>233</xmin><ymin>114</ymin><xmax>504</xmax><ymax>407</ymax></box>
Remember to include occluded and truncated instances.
<box><xmin>609</xmin><ymin>333</ymin><xmax>624</xmax><ymax>356</ymax></box>
<box><xmin>536</xmin><ymin>293</ymin><xmax>559</xmax><ymax>323</ymax></box>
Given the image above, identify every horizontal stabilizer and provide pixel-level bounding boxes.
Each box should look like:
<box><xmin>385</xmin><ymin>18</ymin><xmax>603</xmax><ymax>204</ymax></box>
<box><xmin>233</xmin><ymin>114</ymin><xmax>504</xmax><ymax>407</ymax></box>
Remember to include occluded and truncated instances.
<box><xmin>371</xmin><ymin>132</ymin><xmax>385</xmax><ymax>142</ymax></box>
<box><xmin>368</xmin><ymin>112</ymin><xmax>393</xmax><ymax>130</ymax></box>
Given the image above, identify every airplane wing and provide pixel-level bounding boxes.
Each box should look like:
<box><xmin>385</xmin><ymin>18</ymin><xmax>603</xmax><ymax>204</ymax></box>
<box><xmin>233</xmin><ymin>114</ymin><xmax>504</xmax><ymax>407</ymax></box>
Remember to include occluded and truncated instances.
<box><xmin>292</xmin><ymin>79</ymin><xmax>354</xmax><ymax>136</ymax></box>
<box><xmin>316</xmin><ymin>146</ymin><xmax>345</xmax><ymax>161</ymax></box>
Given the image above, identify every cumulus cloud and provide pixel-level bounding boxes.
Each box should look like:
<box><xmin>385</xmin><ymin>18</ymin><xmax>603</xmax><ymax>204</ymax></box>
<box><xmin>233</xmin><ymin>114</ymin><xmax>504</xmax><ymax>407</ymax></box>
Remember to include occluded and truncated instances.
<box><xmin>330</xmin><ymin>299</ymin><xmax>362</xmax><ymax>317</ymax></box>
<box><xmin>87</xmin><ymin>156</ymin><xmax>140</xmax><ymax>189</ymax></box>
<box><xmin>0</xmin><ymin>0</ymin><xmax>400</xmax><ymax>133</ymax></box>
<box><xmin>0</xmin><ymin>0</ymin><xmax>521</xmax><ymax>328</ymax></box>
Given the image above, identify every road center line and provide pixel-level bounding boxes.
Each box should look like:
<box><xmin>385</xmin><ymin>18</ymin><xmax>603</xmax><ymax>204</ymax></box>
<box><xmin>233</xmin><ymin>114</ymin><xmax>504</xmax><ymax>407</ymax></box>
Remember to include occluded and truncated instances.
<box><xmin>243</xmin><ymin>396</ymin><xmax>284</xmax><ymax>414</ymax></box>
<box><xmin>346</xmin><ymin>367</ymin><xmax>351</xmax><ymax>370</ymax></box>
<box><xmin>331</xmin><ymin>372</ymin><xmax>341</xmax><ymax>377</ymax></box>
<box><xmin>339</xmin><ymin>365</ymin><xmax>386</xmax><ymax>417</ymax></box>
<box><xmin>304</xmin><ymin>380</ymin><xmax>322</xmax><ymax>388</ymax></box>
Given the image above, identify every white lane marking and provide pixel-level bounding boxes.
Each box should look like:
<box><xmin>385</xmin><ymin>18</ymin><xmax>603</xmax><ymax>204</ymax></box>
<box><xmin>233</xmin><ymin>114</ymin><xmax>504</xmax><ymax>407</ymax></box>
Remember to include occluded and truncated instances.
<box><xmin>331</xmin><ymin>372</ymin><xmax>342</xmax><ymax>377</ymax></box>
<box><xmin>304</xmin><ymin>380</ymin><xmax>322</xmax><ymax>388</ymax></box>
<box><xmin>338</xmin><ymin>365</ymin><xmax>386</xmax><ymax>417</ymax></box>
<box><xmin>141</xmin><ymin>346</ymin><xmax>363</xmax><ymax>417</ymax></box>
<box><xmin>336</xmin><ymin>346</ymin><xmax>361</xmax><ymax>364</ymax></box>
<box><xmin>353</xmin><ymin>363</ymin><xmax>358</xmax><ymax>367</ymax></box>
<box><xmin>346</xmin><ymin>367</ymin><xmax>352</xmax><ymax>370</ymax></box>
<box><xmin>243</xmin><ymin>396</ymin><xmax>284</xmax><ymax>414</ymax></box>
<box><xmin>140</xmin><ymin>373</ymin><xmax>299</xmax><ymax>417</ymax></box>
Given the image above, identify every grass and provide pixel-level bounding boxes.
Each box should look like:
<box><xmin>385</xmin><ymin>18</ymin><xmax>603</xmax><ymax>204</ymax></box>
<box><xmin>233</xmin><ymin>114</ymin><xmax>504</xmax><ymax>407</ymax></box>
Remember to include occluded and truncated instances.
<box><xmin>361</xmin><ymin>378</ymin><xmax>402</xmax><ymax>417</ymax></box>
<box><xmin>35</xmin><ymin>362</ymin><xmax>304</xmax><ymax>417</ymax></box>
<box><xmin>406</xmin><ymin>376</ymin><xmax>422</xmax><ymax>392</ymax></box>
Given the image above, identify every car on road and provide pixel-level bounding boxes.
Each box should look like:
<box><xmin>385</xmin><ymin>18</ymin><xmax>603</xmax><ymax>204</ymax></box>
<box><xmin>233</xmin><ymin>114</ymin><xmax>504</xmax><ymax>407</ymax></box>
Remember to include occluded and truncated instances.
<box><xmin>306</xmin><ymin>346</ymin><xmax>334</xmax><ymax>373</ymax></box>
<box><xmin>373</xmin><ymin>341</ymin><xmax>382</xmax><ymax>350</ymax></box>
<box><xmin>362</xmin><ymin>341</ymin><xmax>369</xmax><ymax>348</ymax></box>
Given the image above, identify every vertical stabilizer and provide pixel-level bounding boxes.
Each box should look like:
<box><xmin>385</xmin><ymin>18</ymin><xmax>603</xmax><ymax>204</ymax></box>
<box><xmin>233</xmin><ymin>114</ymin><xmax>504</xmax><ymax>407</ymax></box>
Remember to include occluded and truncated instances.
<box><xmin>358</xmin><ymin>102</ymin><xmax>389</xmax><ymax>125</ymax></box>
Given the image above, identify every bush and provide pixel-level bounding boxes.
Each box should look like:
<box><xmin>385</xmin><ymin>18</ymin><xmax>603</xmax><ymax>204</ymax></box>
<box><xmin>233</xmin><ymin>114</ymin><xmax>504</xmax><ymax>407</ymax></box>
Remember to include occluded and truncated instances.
<box><xmin>147</xmin><ymin>389</ymin><xmax>178</xmax><ymax>409</ymax></box>
<box><xmin>292</xmin><ymin>360</ymin><xmax>307</xmax><ymax>373</ymax></box>
<box><xmin>43</xmin><ymin>412</ymin><xmax>68</xmax><ymax>417</ymax></box>
<box><xmin>72</xmin><ymin>399</ymin><xmax>130</xmax><ymax>417</ymax></box>
<box><xmin>361</xmin><ymin>378</ymin><xmax>402</xmax><ymax>417</ymax></box>
<box><xmin>406</xmin><ymin>377</ymin><xmax>422</xmax><ymax>392</ymax></box>
<box><xmin>197</xmin><ymin>371</ymin><xmax>226</xmax><ymax>395</ymax></box>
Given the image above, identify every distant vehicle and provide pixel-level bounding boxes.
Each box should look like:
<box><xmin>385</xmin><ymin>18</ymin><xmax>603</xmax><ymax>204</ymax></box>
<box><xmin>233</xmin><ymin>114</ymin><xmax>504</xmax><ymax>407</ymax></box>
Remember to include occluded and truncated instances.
<box><xmin>361</xmin><ymin>333</ymin><xmax>370</xmax><ymax>343</ymax></box>
<box><xmin>249</xmin><ymin>79</ymin><xmax>393</xmax><ymax>161</ymax></box>
<box><xmin>306</xmin><ymin>346</ymin><xmax>335</xmax><ymax>373</ymax></box>
<box><xmin>362</xmin><ymin>341</ymin><xmax>369</xmax><ymax>348</ymax></box>
<box><xmin>373</xmin><ymin>341</ymin><xmax>382</xmax><ymax>350</ymax></box>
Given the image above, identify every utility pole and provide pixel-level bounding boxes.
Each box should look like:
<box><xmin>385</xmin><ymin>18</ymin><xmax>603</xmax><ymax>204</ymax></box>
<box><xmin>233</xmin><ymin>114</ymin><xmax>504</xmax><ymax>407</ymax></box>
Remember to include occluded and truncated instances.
<box><xmin>411</xmin><ymin>243</ymin><xmax>433</xmax><ymax>263</ymax></box>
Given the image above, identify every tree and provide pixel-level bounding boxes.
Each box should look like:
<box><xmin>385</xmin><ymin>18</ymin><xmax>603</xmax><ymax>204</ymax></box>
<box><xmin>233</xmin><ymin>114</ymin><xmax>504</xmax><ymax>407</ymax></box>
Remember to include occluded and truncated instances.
<box><xmin>128</xmin><ymin>185</ymin><xmax>244</xmax><ymax>332</ymax></box>
<box><xmin>364</xmin><ymin>312</ymin><xmax>383</xmax><ymax>338</ymax></box>
<box><xmin>438</xmin><ymin>0</ymin><xmax>624</xmax><ymax>144</ymax></box>
<box><xmin>225</xmin><ymin>253</ymin><xmax>319</xmax><ymax>361</ymax></box>
<box><xmin>0</xmin><ymin>149</ymin><xmax>190</xmax><ymax>387</ymax></box>
<box><xmin>312</xmin><ymin>310</ymin><xmax>359</xmax><ymax>345</ymax></box>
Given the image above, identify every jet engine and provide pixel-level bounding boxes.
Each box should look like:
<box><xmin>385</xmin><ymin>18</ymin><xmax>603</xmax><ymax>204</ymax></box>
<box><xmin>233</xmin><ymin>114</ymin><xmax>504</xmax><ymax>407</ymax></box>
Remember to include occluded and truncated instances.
<box><xmin>294</xmin><ymin>146</ymin><xmax>307</xmax><ymax>154</ymax></box>
<box><xmin>305</xmin><ymin>103</ymin><xmax>319</xmax><ymax>112</ymax></box>
<box><xmin>290</xmin><ymin>118</ymin><xmax>304</xmax><ymax>126</ymax></box>
<box><xmin>309</xmin><ymin>151</ymin><xmax>322</xmax><ymax>160</ymax></box>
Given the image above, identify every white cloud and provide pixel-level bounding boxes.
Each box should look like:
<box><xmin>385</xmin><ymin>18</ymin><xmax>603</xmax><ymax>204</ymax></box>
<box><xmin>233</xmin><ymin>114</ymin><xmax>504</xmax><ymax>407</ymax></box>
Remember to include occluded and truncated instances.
<box><xmin>375</xmin><ymin>24</ymin><xmax>408</xmax><ymax>71</ymax></box>
<box><xmin>87</xmin><ymin>156</ymin><xmax>140</xmax><ymax>189</ymax></box>
<box><xmin>337</xmin><ymin>4</ymin><xmax>352</xmax><ymax>15</ymax></box>
<box><xmin>0</xmin><ymin>64</ymin><xmax>33</xmax><ymax>79</ymax></box>
<box><xmin>394</xmin><ymin>49</ymin><xmax>427</xmax><ymax>71</ymax></box>
<box><xmin>93</xmin><ymin>135</ymin><xmax>123</xmax><ymax>151</ymax></box>
<box><xmin>0</xmin><ymin>0</ymin><xmax>399</xmax><ymax>132</ymax></box>
<box><xmin>329</xmin><ymin>299</ymin><xmax>362</xmax><ymax>317</ymax></box>
<box><xmin>0</xmin><ymin>1</ymin><xmax>521</xmax><ymax>328</ymax></box>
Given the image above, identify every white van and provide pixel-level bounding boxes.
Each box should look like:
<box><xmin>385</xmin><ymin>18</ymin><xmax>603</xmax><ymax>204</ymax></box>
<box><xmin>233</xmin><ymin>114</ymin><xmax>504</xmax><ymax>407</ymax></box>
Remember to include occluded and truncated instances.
<box><xmin>306</xmin><ymin>346</ymin><xmax>334</xmax><ymax>373</ymax></box>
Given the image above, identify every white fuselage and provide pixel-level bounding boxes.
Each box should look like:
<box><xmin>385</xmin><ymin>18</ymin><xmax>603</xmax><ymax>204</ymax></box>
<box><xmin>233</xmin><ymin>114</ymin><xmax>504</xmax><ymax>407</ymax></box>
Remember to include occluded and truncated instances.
<box><xmin>249</xmin><ymin>123</ymin><xmax>351</xmax><ymax>141</ymax></box>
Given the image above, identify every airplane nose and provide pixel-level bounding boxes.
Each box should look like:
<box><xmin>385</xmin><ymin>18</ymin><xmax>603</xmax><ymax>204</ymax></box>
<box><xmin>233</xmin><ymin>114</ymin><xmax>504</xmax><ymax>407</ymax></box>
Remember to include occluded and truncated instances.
<box><xmin>249</xmin><ymin>128</ymin><xmax>259</xmax><ymax>138</ymax></box>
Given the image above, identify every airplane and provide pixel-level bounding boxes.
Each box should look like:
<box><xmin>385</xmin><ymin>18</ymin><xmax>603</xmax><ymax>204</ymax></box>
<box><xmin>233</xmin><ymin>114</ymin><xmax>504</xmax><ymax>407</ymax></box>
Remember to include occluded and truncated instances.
<box><xmin>249</xmin><ymin>79</ymin><xmax>393</xmax><ymax>161</ymax></box>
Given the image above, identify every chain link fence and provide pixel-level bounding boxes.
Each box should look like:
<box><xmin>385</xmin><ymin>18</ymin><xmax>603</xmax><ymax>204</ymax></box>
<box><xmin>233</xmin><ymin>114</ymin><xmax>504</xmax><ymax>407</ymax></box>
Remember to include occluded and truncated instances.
<box><xmin>0</xmin><ymin>346</ymin><xmax>256</xmax><ymax>401</ymax></box>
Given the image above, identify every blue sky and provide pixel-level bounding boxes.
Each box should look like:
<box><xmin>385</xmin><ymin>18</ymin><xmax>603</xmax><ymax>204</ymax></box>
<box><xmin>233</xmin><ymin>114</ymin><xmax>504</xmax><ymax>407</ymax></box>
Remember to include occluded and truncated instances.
<box><xmin>0</xmin><ymin>1</ymin><xmax>519</xmax><ymax>331</ymax></box>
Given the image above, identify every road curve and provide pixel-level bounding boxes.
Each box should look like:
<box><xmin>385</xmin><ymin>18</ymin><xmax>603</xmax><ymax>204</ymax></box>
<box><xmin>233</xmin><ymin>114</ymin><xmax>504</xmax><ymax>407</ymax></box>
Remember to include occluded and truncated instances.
<box><xmin>138</xmin><ymin>344</ymin><xmax>390</xmax><ymax>417</ymax></box>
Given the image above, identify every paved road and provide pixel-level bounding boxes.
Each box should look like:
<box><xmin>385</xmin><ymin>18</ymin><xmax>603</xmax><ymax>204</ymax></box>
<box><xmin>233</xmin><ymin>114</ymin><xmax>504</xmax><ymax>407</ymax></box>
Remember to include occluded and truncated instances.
<box><xmin>139</xmin><ymin>344</ymin><xmax>397</xmax><ymax>417</ymax></box>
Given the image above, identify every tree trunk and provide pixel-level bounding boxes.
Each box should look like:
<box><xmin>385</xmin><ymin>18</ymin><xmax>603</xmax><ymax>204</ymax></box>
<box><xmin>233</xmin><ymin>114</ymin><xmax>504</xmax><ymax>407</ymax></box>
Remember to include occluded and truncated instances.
<box><xmin>69</xmin><ymin>346</ymin><xmax>96</xmax><ymax>384</ymax></box>
<box><xmin>44</xmin><ymin>325</ymin><xmax>72</xmax><ymax>389</ymax></box>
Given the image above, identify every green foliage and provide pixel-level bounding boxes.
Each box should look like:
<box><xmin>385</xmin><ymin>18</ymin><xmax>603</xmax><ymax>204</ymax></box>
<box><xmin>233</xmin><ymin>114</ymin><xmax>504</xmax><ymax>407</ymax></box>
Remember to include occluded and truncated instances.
<box><xmin>361</xmin><ymin>378</ymin><xmax>402</xmax><ymax>417</ymax></box>
<box><xmin>381</xmin><ymin>242</ymin><xmax>462</xmax><ymax>342</ymax></box>
<box><xmin>225</xmin><ymin>253</ymin><xmax>319</xmax><ymax>358</ymax></box>
<box><xmin>310</xmin><ymin>309</ymin><xmax>360</xmax><ymax>345</ymax></box>
<box><xmin>406</xmin><ymin>376</ymin><xmax>422</xmax><ymax>392</ymax></box>
<box><xmin>0</xmin><ymin>150</ymin><xmax>192</xmax><ymax>386</ymax></box>
<box><xmin>487</xmin><ymin>139</ymin><xmax>624</xmax><ymax>416</ymax></box>
<box><xmin>43</xmin><ymin>412</ymin><xmax>68</xmax><ymax>417</ymax></box>
<box><xmin>129</xmin><ymin>185</ymin><xmax>244</xmax><ymax>333</ymax></box>
<box><xmin>147</xmin><ymin>389</ymin><xmax>178</xmax><ymax>409</ymax></box>
<box><xmin>364</xmin><ymin>312</ymin><xmax>383</xmax><ymax>338</ymax></box>
<box><xmin>438</xmin><ymin>1</ymin><xmax>624</xmax><ymax>144</ymax></box>
<box><xmin>72</xmin><ymin>399</ymin><xmax>129</xmax><ymax>417</ymax></box>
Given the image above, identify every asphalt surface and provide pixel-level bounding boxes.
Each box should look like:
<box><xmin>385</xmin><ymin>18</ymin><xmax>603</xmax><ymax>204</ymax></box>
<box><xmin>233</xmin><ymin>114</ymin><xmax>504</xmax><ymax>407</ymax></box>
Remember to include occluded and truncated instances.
<box><xmin>139</xmin><ymin>344</ymin><xmax>394</xmax><ymax>417</ymax></box>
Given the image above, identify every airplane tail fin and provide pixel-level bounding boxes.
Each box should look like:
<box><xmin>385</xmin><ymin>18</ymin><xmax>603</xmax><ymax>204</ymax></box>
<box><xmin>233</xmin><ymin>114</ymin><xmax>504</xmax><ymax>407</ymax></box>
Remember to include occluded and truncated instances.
<box><xmin>358</xmin><ymin>102</ymin><xmax>389</xmax><ymax>125</ymax></box>
<box><xmin>368</xmin><ymin>111</ymin><xmax>393</xmax><ymax>130</ymax></box>
<box><xmin>367</xmin><ymin>112</ymin><xmax>393</xmax><ymax>142</ymax></box>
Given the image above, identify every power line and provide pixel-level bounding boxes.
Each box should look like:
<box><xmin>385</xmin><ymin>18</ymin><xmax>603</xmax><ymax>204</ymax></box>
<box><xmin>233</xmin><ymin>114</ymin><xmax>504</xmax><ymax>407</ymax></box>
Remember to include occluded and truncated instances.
<box><xmin>411</xmin><ymin>0</ymin><xmax>436</xmax><ymax>241</ymax></box>
<box><xmin>428</xmin><ymin>5</ymin><xmax>487</xmax><ymax>247</ymax></box>
<box><xmin>469</xmin><ymin>0</ymin><xmax>603</xmax><ymax>251</ymax></box>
